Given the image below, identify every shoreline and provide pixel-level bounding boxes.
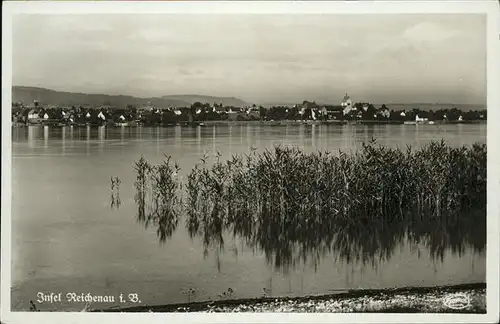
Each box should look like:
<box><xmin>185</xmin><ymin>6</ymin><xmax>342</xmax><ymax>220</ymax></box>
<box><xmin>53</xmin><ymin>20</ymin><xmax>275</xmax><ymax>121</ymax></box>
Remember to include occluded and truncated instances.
<box><xmin>93</xmin><ymin>282</ymin><xmax>486</xmax><ymax>313</ymax></box>
<box><xmin>12</xmin><ymin>119</ymin><xmax>486</xmax><ymax>128</ymax></box>
<box><xmin>200</xmin><ymin>119</ymin><xmax>486</xmax><ymax>126</ymax></box>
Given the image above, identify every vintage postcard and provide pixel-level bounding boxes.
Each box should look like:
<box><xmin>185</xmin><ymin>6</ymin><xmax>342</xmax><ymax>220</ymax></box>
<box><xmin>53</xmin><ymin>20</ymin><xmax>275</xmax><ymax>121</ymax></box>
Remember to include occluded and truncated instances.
<box><xmin>1</xmin><ymin>1</ymin><xmax>499</xmax><ymax>323</ymax></box>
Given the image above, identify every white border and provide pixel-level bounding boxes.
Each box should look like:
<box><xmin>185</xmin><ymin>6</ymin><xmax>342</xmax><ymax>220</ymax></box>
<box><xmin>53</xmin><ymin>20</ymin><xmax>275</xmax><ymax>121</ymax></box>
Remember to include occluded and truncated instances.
<box><xmin>2</xmin><ymin>1</ymin><xmax>499</xmax><ymax>323</ymax></box>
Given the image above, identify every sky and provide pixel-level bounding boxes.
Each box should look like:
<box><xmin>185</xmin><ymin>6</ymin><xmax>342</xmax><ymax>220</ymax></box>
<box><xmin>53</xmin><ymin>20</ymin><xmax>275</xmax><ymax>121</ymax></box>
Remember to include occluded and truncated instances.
<box><xmin>12</xmin><ymin>14</ymin><xmax>486</xmax><ymax>105</ymax></box>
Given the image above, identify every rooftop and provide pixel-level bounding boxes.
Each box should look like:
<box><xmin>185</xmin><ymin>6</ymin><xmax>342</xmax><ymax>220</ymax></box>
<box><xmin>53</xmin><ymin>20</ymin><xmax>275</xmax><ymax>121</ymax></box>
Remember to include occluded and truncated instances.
<box><xmin>341</xmin><ymin>93</ymin><xmax>351</xmax><ymax>102</ymax></box>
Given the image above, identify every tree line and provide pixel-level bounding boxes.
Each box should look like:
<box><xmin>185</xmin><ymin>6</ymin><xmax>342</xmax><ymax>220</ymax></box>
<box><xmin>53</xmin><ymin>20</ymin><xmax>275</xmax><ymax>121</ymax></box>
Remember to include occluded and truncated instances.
<box><xmin>11</xmin><ymin>101</ymin><xmax>487</xmax><ymax>125</ymax></box>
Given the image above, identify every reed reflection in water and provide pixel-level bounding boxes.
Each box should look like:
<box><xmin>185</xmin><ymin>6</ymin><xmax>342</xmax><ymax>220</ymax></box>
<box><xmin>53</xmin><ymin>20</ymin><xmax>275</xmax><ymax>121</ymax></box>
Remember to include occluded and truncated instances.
<box><xmin>127</xmin><ymin>140</ymin><xmax>486</xmax><ymax>272</ymax></box>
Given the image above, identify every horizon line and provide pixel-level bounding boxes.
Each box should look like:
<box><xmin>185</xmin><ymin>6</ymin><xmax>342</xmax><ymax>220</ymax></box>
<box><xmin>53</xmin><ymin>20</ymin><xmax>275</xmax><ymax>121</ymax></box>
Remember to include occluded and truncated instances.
<box><xmin>12</xmin><ymin>84</ymin><xmax>487</xmax><ymax>107</ymax></box>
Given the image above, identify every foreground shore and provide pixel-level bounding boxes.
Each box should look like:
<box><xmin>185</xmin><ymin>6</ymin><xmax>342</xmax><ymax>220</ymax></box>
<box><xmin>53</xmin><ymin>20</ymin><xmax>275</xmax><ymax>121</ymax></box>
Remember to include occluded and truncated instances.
<box><xmin>95</xmin><ymin>283</ymin><xmax>486</xmax><ymax>313</ymax></box>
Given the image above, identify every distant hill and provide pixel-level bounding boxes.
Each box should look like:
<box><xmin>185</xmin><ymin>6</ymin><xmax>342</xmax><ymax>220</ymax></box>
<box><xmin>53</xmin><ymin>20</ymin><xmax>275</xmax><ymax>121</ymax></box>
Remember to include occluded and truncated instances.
<box><xmin>261</xmin><ymin>103</ymin><xmax>297</xmax><ymax>108</ymax></box>
<box><xmin>12</xmin><ymin>86</ymin><xmax>483</xmax><ymax>111</ymax></box>
<box><xmin>12</xmin><ymin>86</ymin><xmax>190</xmax><ymax>108</ymax></box>
<box><xmin>12</xmin><ymin>86</ymin><xmax>249</xmax><ymax>108</ymax></box>
<box><xmin>162</xmin><ymin>94</ymin><xmax>249</xmax><ymax>107</ymax></box>
<box><xmin>261</xmin><ymin>102</ymin><xmax>486</xmax><ymax>111</ymax></box>
<box><xmin>380</xmin><ymin>103</ymin><xmax>486</xmax><ymax>111</ymax></box>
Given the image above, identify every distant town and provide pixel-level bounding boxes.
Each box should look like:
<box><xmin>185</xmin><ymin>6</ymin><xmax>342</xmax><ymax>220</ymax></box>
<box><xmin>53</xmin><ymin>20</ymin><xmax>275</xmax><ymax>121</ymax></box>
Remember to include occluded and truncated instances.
<box><xmin>11</xmin><ymin>92</ymin><xmax>487</xmax><ymax>127</ymax></box>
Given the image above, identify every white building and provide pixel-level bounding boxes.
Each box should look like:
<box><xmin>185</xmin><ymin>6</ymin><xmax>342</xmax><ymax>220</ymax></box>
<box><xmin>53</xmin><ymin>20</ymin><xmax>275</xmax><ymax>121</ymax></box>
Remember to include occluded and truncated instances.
<box><xmin>415</xmin><ymin>114</ymin><xmax>428</xmax><ymax>122</ymax></box>
<box><xmin>98</xmin><ymin>111</ymin><xmax>106</xmax><ymax>120</ymax></box>
<box><xmin>379</xmin><ymin>108</ymin><xmax>390</xmax><ymax>118</ymax></box>
<box><xmin>340</xmin><ymin>93</ymin><xmax>352</xmax><ymax>108</ymax></box>
<box><xmin>341</xmin><ymin>94</ymin><xmax>354</xmax><ymax>115</ymax></box>
<box><xmin>27</xmin><ymin>109</ymin><xmax>39</xmax><ymax>120</ymax></box>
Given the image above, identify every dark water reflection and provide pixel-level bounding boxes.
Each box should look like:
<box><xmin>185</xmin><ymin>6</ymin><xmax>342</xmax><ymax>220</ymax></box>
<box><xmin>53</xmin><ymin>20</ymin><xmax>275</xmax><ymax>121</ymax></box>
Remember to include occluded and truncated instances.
<box><xmin>132</xmin><ymin>191</ymin><xmax>485</xmax><ymax>273</ymax></box>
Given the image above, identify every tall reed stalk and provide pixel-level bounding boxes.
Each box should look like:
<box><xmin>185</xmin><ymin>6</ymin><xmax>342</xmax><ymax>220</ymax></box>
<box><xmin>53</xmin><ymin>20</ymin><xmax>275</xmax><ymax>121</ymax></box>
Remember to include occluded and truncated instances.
<box><xmin>133</xmin><ymin>155</ymin><xmax>182</xmax><ymax>243</ymax></box>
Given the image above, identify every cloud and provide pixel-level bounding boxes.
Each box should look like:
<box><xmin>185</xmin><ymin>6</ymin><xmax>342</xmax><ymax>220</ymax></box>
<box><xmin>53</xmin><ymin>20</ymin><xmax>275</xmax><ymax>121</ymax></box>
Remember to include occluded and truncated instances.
<box><xmin>403</xmin><ymin>21</ymin><xmax>458</xmax><ymax>42</ymax></box>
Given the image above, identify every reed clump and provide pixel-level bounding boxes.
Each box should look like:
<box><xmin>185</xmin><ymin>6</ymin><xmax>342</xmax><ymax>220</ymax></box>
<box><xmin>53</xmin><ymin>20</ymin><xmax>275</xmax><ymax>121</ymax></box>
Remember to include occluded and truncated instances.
<box><xmin>185</xmin><ymin>140</ymin><xmax>486</xmax><ymax>226</ymax></box>
<box><xmin>110</xmin><ymin>176</ymin><xmax>121</xmax><ymax>209</ymax></box>
<box><xmin>183</xmin><ymin>140</ymin><xmax>486</xmax><ymax>268</ymax></box>
<box><xmin>133</xmin><ymin>154</ymin><xmax>182</xmax><ymax>243</ymax></box>
<box><xmin>132</xmin><ymin>140</ymin><xmax>486</xmax><ymax>269</ymax></box>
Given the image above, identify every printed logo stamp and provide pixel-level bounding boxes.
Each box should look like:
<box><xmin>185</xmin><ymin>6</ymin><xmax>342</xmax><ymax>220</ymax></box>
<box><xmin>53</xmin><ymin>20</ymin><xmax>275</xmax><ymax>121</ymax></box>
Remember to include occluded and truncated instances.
<box><xmin>442</xmin><ymin>293</ymin><xmax>471</xmax><ymax>310</ymax></box>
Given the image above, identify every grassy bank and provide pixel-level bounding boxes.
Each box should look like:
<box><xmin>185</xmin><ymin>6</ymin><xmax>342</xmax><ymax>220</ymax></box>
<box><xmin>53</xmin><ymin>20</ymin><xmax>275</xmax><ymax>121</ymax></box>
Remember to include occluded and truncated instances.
<box><xmin>95</xmin><ymin>283</ymin><xmax>486</xmax><ymax>313</ymax></box>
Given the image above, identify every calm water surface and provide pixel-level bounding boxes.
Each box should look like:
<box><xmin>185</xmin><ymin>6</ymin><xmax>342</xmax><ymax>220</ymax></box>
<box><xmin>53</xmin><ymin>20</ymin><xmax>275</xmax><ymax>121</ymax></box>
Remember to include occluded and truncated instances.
<box><xmin>11</xmin><ymin>123</ymin><xmax>486</xmax><ymax>311</ymax></box>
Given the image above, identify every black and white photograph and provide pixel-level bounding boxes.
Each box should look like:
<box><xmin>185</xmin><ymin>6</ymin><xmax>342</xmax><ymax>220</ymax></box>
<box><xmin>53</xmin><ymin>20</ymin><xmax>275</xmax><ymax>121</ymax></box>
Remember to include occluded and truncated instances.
<box><xmin>1</xmin><ymin>1</ymin><xmax>499</xmax><ymax>323</ymax></box>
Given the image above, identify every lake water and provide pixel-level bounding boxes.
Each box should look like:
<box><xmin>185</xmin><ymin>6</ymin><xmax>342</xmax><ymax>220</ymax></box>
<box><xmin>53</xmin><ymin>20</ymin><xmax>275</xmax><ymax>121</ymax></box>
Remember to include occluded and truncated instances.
<box><xmin>11</xmin><ymin>123</ymin><xmax>486</xmax><ymax>311</ymax></box>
